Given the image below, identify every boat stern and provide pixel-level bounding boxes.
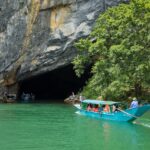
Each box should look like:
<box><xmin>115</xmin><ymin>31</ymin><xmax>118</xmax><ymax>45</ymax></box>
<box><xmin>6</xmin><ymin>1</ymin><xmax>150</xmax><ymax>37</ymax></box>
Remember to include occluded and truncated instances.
<box><xmin>127</xmin><ymin>104</ymin><xmax>150</xmax><ymax>118</ymax></box>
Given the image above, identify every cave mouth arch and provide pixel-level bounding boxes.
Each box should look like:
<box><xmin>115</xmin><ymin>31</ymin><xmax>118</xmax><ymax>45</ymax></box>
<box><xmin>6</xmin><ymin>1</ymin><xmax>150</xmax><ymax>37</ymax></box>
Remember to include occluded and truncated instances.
<box><xmin>18</xmin><ymin>64</ymin><xmax>90</xmax><ymax>102</ymax></box>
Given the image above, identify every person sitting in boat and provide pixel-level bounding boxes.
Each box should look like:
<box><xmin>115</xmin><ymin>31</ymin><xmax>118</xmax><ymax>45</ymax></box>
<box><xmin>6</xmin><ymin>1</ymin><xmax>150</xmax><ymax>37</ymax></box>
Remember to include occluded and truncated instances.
<box><xmin>112</xmin><ymin>104</ymin><xmax>120</xmax><ymax>112</ymax></box>
<box><xmin>87</xmin><ymin>104</ymin><xmax>92</xmax><ymax>111</ymax></box>
<box><xmin>130</xmin><ymin>97</ymin><xmax>138</xmax><ymax>108</ymax></box>
<box><xmin>103</xmin><ymin>104</ymin><xmax>110</xmax><ymax>112</ymax></box>
<box><xmin>93</xmin><ymin>104</ymin><xmax>99</xmax><ymax>112</ymax></box>
<box><xmin>112</xmin><ymin>104</ymin><xmax>117</xmax><ymax>112</ymax></box>
<box><xmin>99</xmin><ymin>105</ymin><xmax>103</xmax><ymax>113</ymax></box>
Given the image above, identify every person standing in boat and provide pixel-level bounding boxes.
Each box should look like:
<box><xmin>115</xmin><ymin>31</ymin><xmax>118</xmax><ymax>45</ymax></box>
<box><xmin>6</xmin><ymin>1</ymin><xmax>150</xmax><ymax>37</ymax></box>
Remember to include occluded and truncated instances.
<box><xmin>79</xmin><ymin>95</ymin><xmax>82</xmax><ymax>102</ymax></box>
<box><xmin>72</xmin><ymin>92</ymin><xmax>75</xmax><ymax>98</ymax></box>
<box><xmin>130</xmin><ymin>97</ymin><xmax>138</xmax><ymax>108</ymax></box>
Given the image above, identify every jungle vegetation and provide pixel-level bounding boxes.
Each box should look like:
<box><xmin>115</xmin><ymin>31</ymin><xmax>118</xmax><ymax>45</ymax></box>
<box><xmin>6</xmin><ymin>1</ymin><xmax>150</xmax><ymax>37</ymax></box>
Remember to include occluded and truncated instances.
<box><xmin>73</xmin><ymin>0</ymin><xmax>150</xmax><ymax>101</ymax></box>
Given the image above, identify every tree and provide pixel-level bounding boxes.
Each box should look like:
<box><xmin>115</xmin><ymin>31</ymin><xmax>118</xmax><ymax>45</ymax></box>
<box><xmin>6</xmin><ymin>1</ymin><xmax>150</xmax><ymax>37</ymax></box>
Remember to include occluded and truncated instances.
<box><xmin>73</xmin><ymin>0</ymin><xmax>150</xmax><ymax>100</ymax></box>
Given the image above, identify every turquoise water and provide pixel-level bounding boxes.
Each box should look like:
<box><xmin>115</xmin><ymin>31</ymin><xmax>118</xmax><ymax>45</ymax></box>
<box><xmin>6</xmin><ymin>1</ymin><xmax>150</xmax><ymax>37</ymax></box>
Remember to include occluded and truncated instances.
<box><xmin>0</xmin><ymin>103</ymin><xmax>149</xmax><ymax>150</ymax></box>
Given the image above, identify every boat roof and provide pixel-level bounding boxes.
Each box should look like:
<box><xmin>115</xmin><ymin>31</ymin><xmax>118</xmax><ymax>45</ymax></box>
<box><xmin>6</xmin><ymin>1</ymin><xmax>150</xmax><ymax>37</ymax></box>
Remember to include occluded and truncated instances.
<box><xmin>82</xmin><ymin>99</ymin><xmax>120</xmax><ymax>105</ymax></box>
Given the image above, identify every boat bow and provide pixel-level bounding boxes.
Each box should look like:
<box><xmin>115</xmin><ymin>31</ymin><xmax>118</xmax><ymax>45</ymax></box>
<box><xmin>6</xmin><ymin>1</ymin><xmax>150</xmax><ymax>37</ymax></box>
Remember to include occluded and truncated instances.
<box><xmin>74</xmin><ymin>103</ymin><xmax>81</xmax><ymax>110</ymax></box>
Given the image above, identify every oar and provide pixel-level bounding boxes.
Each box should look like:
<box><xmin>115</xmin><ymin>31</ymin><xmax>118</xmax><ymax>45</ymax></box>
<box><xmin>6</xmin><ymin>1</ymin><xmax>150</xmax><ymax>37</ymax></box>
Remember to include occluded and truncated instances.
<box><xmin>117</xmin><ymin>108</ymin><xmax>139</xmax><ymax>119</ymax></box>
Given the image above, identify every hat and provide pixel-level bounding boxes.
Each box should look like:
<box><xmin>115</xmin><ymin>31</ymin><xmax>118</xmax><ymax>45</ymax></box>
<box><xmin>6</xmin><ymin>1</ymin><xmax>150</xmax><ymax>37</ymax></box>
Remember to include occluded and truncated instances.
<box><xmin>133</xmin><ymin>97</ymin><xmax>137</xmax><ymax>101</ymax></box>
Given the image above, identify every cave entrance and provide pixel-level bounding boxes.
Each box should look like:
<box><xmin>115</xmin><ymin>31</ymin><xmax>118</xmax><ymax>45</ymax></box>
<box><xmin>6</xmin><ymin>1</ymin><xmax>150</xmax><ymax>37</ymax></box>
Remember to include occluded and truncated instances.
<box><xmin>18</xmin><ymin>64</ymin><xmax>90</xmax><ymax>102</ymax></box>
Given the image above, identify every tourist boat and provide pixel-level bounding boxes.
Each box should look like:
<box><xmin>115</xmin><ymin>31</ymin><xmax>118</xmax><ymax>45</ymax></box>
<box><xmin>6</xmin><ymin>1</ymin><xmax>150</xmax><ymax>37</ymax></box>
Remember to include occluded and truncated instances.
<box><xmin>74</xmin><ymin>99</ymin><xmax>150</xmax><ymax>122</ymax></box>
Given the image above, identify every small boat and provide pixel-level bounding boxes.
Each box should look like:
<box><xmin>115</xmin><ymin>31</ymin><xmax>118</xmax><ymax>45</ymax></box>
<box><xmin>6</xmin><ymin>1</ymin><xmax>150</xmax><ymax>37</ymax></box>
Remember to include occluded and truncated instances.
<box><xmin>3</xmin><ymin>93</ymin><xmax>16</xmax><ymax>103</ymax></box>
<box><xmin>74</xmin><ymin>99</ymin><xmax>150</xmax><ymax>122</ymax></box>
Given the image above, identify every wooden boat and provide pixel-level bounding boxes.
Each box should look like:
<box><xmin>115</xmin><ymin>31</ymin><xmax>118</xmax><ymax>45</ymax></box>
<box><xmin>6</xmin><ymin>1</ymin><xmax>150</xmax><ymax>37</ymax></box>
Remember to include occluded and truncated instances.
<box><xmin>74</xmin><ymin>99</ymin><xmax>150</xmax><ymax>122</ymax></box>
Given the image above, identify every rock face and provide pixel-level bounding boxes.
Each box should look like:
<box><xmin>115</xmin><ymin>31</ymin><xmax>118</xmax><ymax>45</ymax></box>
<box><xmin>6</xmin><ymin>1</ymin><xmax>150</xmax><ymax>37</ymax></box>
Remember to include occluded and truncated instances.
<box><xmin>0</xmin><ymin>0</ymin><xmax>128</xmax><ymax>97</ymax></box>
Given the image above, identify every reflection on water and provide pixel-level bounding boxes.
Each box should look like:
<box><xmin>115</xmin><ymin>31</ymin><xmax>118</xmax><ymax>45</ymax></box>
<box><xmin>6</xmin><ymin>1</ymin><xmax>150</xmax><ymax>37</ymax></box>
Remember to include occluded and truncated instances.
<box><xmin>0</xmin><ymin>103</ymin><xmax>149</xmax><ymax>150</ymax></box>
<box><xmin>133</xmin><ymin>113</ymin><xmax>150</xmax><ymax>128</ymax></box>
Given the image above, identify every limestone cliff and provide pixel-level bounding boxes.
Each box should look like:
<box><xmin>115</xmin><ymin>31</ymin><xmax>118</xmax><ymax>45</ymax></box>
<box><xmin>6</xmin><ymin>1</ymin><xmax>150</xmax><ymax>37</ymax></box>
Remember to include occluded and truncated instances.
<box><xmin>0</xmin><ymin>0</ymin><xmax>128</xmax><ymax>96</ymax></box>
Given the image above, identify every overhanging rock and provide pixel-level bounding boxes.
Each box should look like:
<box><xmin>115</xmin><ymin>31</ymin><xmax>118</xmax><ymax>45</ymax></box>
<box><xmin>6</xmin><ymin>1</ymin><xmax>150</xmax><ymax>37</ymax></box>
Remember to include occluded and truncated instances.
<box><xmin>0</xmin><ymin>0</ymin><xmax>129</xmax><ymax>99</ymax></box>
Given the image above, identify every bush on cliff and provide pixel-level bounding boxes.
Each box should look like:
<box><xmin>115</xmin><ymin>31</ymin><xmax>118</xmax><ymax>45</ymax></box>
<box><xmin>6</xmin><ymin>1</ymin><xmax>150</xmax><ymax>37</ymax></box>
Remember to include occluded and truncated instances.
<box><xmin>73</xmin><ymin>0</ymin><xmax>150</xmax><ymax>100</ymax></box>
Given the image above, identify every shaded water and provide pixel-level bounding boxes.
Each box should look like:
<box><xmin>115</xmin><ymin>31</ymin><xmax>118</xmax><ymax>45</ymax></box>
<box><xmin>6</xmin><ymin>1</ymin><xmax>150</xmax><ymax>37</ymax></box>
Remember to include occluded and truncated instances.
<box><xmin>0</xmin><ymin>103</ymin><xmax>149</xmax><ymax>150</ymax></box>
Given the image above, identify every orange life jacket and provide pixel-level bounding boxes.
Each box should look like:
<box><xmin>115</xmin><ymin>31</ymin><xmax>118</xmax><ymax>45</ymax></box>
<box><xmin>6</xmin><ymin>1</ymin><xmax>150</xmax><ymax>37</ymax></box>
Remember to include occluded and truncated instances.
<box><xmin>104</xmin><ymin>105</ymin><xmax>110</xmax><ymax>112</ymax></box>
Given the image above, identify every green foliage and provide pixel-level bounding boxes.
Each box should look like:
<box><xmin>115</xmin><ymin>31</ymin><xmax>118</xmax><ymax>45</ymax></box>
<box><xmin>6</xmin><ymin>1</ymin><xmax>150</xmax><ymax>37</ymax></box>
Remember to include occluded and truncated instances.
<box><xmin>73</xmin><ymin>0</ymin><xmax>150</xmax><ymax>100</ymax></box>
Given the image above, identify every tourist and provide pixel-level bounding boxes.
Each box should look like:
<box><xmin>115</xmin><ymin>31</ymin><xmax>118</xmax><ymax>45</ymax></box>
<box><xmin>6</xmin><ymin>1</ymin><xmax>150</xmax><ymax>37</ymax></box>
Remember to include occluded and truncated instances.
<box><xmin>112</xmin><ymin>104</ymin><xmax>119</xmax><ymax>112</ymax></box>
<box><xmin>72</xmin><ymin>92</ymin><xmax>75</xmax><ymax>98</ymax></box>
<box><xmin>70</xmin><ymin>92</ymin><xmax>75</xmax><ymax>100</ymax></box>
<box><xmin>103</xmin><ymin>104</ymin><xmax>110</xmax><ymax>112</ymax></box>
<box><xmin>79</xmin><ymin>95</ymin><xmax>82</xmax><ymax>102</ymax></box>
<box><xmin>87</xmin><ymin>104</ymin><xmax>92</xmax><ymax>111</ymax></box>
<box><xmin>99</xmin><ymin>105</ymin><xmax>103</xmax><ymax>112</ymax></box>
<box><xmin>130</xmin><ymin>97</ymin><xmax>138</xmax><ymax>108</ymax></box>
<box><xmin>93</xmin><ymin>105</ymin><xmax>99</xmax><ymax>112</ymax></box>
<box><xmin>112</xmin><ymin>105</ymin><xmax>116</xmax><ymax>112</ymax></box>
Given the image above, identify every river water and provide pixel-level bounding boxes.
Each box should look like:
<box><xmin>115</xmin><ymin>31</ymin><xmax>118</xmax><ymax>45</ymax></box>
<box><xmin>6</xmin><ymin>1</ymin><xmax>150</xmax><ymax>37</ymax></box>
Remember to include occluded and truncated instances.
<box><xmin>0</xmin><ymin>103</ymin><xmax>149</xmax><ymax>150</ymax></box>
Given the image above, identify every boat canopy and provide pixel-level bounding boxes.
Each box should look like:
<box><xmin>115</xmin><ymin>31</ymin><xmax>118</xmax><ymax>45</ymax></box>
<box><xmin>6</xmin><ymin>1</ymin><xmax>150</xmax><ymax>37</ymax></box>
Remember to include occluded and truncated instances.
<box><xmin>82</xmin><ymin>99</ymin><xmax>120</xmax><ymax>105</ymax></box>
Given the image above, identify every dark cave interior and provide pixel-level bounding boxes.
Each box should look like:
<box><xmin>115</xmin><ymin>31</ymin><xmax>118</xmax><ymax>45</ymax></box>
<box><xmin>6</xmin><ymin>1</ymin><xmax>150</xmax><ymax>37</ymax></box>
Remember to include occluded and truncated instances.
<box><xmin>18</xmin><ymin>65</ymin><xmax>90</xmax><ymax>102</ymax></box>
